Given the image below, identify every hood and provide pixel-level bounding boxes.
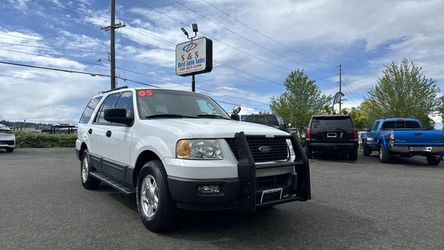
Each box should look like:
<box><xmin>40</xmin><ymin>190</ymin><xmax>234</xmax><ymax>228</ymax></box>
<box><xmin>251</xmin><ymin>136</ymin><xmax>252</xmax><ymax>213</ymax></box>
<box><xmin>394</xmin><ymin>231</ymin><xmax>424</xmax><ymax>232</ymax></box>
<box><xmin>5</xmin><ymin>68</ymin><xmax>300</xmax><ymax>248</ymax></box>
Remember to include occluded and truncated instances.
<box><xmin>143</xmin><ymin>118</ymin><xmax>289</xmax><ymax>138</ymax></box>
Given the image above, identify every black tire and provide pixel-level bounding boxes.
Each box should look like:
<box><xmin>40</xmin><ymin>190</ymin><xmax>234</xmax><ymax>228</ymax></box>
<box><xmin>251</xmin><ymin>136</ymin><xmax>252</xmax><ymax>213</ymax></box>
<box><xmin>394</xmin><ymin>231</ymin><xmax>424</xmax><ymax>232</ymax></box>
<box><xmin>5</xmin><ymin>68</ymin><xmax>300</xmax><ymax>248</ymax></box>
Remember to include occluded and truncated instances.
<box><xmin>136</xmin><ymin>160</ymin><xmax>176</xmax><ymax>232</ymax></box>
<box><xmin>362</xmin><ymin>141</ymin><xmax>371</xmax><ymax>156</ymax></box>
<box><xmin>426</xmin><ymin>156</ymin><xmax>441</xmax><ymax>166</ymax></box>
<box><xmin>305</xmin><ymin>149</ymin><xmax>313</xmax><ymax>159</ymax></box>
<box><xmin>378</xmin><ymin>144</ymin><xmax>390</xmax><ymax>163</ymax></box>
<box><xmin>80</xmin><ymin>149</ymin><xmax>101</xmax><ymax>190</ymax></box>
<box><xmin>6</xmin><ymin>148</ymin><xmax>14</xmax><ymax>153</ymax></box>
<box><xmin>349</xmin><ymin>149</ymin><xmax>358</xmax><ymax>161</ymax></box>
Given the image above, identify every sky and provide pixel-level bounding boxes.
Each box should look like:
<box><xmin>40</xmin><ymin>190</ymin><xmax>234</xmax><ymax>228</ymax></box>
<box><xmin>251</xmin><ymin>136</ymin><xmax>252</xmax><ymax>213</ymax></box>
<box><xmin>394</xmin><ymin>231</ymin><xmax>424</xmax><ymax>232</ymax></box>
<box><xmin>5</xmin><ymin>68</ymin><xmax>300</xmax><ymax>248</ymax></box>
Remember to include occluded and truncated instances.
<box><xmin>0</xmin><ymin>0</ymin><xmax>443</xmax><ymax>127</ymax></box>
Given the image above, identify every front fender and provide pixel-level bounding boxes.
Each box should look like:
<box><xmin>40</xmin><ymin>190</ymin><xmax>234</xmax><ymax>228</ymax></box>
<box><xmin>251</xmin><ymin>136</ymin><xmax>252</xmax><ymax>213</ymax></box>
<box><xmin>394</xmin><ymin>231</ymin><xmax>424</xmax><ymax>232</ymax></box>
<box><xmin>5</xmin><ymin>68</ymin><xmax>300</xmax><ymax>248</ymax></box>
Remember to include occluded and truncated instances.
<box><xmin>130</xmin><ymin>135</ymin><xmax>173</xmax><ymax>168</ymax></box>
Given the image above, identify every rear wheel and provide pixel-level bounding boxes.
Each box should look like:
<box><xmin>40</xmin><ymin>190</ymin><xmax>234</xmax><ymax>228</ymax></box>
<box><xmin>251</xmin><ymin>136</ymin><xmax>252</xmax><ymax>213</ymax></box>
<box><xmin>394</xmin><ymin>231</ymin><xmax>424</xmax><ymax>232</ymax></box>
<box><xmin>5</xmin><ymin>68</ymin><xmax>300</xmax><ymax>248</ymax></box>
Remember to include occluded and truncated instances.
<box><xmin>80</xmin><ymin>149</ymin><xmax>101</xmax><ymax>190</ymax></box>
<box><xmin>379</xmin><ymin>144</ymin><xmax>390</xmax><ymax>163</ymax></box>
<box><xmin>6</xmin><ymin>148</ymin><xmax>14</xmax><ymax>153</ymax></box>
<box><xmin>136</xmin><ymin>160</ymin><xmax>176</xmax><ymax>232</ymax></box>
<box><xmin>426</xmin><ymin>156</ymin><xmax>441</xmax><ymax>166</ymax></box>
<box><xmin>305</xmin><ymin>149</ymin><xmax>313</xmax><ymax>159</ymax></box>
<box><xmin>349</xmin><ymin>149</ymin><xmax>358</xmax><ymax>161</ymax></box>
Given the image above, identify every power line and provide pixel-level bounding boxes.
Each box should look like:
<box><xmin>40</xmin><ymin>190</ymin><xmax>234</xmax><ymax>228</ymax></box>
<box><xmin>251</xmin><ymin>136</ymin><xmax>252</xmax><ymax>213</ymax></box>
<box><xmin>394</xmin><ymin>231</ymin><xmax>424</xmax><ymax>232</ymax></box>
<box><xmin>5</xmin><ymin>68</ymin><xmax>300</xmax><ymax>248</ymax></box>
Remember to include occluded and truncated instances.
<box><xmin>175</xmin><ymin>1</ymin><xmax>308</xmax><ymax>68</ymax></box>
<box><xmin>132</xmin><ymin>0</ymin><xmax>290</xmax><ymax>73</ymax></box>
<box><xmin>0</xmin><ymin>60</ymin><xmax>159</xmax><ymax>88</ymax></box>
<box><xmin>0</xmin><ymin>41</ymin><xmax>108</xmax><ymax>54</ymax></box>
<box><xmin>0</xmin><ymin>60</ymin><xmax>108</xmax><ymax>77</ymax></box>
<box><xmin>197</xmin><ymin>0</ymin><xmax>333</xmax><ymax>68</ymax></box>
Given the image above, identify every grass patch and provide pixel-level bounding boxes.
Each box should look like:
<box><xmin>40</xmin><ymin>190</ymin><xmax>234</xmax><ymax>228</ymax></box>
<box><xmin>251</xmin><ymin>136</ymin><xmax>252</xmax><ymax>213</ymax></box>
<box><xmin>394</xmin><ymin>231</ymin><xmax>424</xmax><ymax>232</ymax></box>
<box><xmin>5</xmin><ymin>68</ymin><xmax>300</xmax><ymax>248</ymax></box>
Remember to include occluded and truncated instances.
<box><xmin>15</xmin><ymin>131</ymin><xmax>76</xmax><ymax>148</ymax></box>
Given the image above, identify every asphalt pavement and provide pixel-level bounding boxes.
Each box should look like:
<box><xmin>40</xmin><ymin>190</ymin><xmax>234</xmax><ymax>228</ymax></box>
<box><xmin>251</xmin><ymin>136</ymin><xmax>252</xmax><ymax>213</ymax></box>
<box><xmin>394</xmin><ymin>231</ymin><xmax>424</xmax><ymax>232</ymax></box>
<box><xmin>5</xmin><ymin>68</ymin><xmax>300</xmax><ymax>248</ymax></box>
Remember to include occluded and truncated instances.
<box><xmin>0</xmin><ymin>148</ymin><xmax>443</xmax><ymax>249</ymax></box>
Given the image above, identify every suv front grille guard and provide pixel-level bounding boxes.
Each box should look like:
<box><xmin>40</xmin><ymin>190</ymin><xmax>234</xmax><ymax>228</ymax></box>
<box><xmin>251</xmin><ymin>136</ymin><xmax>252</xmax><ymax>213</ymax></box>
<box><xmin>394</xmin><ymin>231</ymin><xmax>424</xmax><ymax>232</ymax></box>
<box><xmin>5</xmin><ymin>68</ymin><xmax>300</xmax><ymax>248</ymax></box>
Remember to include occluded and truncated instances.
<box><xmin>234</xmin><ymin>132</ymin><xmax>311</xmax><ymax>212</ymax></box>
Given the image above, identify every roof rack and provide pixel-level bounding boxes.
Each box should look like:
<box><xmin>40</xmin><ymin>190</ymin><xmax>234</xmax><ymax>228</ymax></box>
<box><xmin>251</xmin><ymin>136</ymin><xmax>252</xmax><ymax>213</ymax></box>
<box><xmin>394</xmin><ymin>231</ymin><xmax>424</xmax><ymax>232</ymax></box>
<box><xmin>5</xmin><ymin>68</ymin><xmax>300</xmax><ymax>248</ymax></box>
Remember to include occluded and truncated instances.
<box><xmin>99</xmin><ymin>86</ymin><xmax>128</xmax><ymax>94</ymax></box>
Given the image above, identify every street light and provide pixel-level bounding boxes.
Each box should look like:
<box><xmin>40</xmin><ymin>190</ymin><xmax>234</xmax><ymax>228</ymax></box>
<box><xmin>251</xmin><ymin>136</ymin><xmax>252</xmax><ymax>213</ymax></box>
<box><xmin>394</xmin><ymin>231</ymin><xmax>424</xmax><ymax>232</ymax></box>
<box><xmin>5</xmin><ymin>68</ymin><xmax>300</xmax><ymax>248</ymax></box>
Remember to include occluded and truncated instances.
<box><xmin>180</xmin><ymin>23</ymin><xmax>199</xmax><ymax>92</ymax></box>
<box><xmin>181</xmin><ymin>23</ymin><xmax>198</xmax><ymax>41</ymax></box>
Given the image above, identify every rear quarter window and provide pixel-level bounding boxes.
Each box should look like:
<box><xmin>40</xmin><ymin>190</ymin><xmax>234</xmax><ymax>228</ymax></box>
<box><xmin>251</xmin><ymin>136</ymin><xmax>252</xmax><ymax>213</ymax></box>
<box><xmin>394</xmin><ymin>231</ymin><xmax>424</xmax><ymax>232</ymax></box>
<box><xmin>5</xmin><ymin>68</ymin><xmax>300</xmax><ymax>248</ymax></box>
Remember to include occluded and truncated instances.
<box><xmin>79</xmin><ymin>96</ymin><xmax>102</xmax><ymax>124</ymax></box>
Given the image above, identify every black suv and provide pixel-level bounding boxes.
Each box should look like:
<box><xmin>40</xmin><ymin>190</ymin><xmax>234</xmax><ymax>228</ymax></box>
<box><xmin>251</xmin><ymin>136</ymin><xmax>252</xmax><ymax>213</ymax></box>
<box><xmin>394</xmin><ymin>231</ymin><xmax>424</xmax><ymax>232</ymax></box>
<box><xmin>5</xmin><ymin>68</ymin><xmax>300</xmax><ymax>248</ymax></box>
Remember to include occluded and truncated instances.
<box><xmin>305</xmin><ymin>115</ymin><xmax>358</xmax><ymax>160</ymax></box>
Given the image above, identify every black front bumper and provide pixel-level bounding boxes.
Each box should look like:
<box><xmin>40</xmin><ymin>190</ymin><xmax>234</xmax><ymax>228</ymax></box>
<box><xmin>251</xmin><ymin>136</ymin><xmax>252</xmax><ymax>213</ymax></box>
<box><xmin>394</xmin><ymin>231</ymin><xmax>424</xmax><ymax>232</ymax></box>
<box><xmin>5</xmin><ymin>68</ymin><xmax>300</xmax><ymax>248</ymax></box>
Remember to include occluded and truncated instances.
<box><xmin>168</xmin><ymin>133</ymin><xmax>311</xmax><ymax>211</ymax></box>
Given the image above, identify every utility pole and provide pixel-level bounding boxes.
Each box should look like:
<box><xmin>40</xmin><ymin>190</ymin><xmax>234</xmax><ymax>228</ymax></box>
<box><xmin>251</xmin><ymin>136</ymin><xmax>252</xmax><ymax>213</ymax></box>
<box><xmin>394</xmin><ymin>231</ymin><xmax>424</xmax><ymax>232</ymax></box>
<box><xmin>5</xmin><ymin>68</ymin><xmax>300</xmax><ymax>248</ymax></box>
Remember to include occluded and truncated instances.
<box><xmin>338</xmin><ymin>64</ymin><xmax>342</xmax><ymax>113</ymax></box>
<box><xmin>101</xmin><ymin>0</ymin><xmax>125</xmax><ymax>90</ymax></box>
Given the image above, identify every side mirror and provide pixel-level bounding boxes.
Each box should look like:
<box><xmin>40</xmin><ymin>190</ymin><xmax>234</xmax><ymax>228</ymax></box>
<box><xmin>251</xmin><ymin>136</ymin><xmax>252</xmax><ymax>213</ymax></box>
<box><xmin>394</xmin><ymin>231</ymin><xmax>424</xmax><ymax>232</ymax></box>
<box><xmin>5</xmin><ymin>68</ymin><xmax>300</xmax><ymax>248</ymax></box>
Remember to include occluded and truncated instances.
<box><xmin>231</xmin><ymin>114</ymin><xmax>240</xmax><ymax>120</ymax></box>
<box><xmin>104</xmin><ymin>108</ymin><xmax>133</xmax><ymax>125</ymax></box>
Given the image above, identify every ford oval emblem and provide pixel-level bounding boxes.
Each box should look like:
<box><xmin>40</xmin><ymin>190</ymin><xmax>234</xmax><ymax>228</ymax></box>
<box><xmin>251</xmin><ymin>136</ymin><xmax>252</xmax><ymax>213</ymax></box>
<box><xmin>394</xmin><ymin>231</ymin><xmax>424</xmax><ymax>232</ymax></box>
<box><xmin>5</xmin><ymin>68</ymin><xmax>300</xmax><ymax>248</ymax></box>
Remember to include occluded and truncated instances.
<box><xmin>258</xmin><ymin>146</ymin><xmax>272</xmax><ymax>153</ymax></box>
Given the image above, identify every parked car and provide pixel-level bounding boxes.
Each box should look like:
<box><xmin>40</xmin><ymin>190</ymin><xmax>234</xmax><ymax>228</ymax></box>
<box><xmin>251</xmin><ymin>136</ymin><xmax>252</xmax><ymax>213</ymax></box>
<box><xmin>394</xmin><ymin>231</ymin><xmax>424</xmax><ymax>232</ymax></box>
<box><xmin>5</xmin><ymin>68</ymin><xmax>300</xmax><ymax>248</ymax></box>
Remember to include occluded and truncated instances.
<box><xmin>240</xmin><ymin>114</ymin><xmax>286</xmax><ymax>129</ymax></box>
<box><xmin>305</xmin><ymin>115</ymin><xmax>358</xmax><ymax>160</ymax></box>
<box><xmin>75</xmin><ymin>87</ymin><xmax>311</xmax><ymax>232</ymax></box>
<box><xmin>0</xmin><ymin>124</ymin><xmax>15</xmax><ymax>153</ymax></box>
<box><xmin>362</xmin><ymin>118</ymin><xmax>444</xmax><ymax>165</ymax></box>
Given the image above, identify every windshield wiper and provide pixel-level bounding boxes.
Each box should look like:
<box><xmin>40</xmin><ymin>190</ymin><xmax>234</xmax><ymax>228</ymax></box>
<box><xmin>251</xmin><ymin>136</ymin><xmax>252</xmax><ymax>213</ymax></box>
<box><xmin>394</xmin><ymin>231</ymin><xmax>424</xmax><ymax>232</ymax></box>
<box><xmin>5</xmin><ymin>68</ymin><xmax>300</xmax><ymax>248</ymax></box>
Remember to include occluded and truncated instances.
<box><xmin>196</xmin><ymin>114</ymin><xmax>230</xmax><ymax>119</ymax></box>
<box><xmin>145</xmin><ymin>114</ymin><xmax>195</xmax><ymax>119</ymax></box>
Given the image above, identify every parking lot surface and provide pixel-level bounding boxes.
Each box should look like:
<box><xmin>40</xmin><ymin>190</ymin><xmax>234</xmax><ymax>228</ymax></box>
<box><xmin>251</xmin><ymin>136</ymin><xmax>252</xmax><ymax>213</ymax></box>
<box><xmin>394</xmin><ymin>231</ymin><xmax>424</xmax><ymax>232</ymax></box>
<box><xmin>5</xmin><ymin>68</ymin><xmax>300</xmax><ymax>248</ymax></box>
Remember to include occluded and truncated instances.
<box><xmin>0</xmin><ymin>148</ymin><xmax>443</xmax><ymax>249</ymax></box>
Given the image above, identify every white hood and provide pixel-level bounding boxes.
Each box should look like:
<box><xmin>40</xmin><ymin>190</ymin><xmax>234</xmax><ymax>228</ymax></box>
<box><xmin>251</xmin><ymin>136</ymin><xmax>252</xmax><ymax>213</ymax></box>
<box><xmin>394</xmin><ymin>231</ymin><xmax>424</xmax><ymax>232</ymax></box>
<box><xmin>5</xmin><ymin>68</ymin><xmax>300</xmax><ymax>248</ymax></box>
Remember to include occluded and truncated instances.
<box><xmin>143</xmin><ymin>118</ymin><xmax>289</xmax><ymax>138</ymax></box>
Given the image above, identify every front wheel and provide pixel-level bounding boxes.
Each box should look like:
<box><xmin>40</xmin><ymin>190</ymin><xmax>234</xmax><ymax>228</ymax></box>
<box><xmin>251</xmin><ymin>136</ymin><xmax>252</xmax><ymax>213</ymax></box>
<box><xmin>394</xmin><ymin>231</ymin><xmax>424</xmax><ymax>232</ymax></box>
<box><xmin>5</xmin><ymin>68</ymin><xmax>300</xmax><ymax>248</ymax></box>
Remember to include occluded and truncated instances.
<box><xmin>426</xmin><ymin>156</ymin><xmax>441</xmax><ymax>166</ymax></box>
<box><xmin>6</xmin><ymin>148</ymin><xmax>14</xmax><ymax>153</ymax></box>
<box><xmin>137</xmin><ymin>160</ymin><xmax>176</xmax><ymax>232</ymax></box>
<box><xmin>362</xmin><ymin>141</ymin><xmax>371</xmax><ymax>156</ymax></box>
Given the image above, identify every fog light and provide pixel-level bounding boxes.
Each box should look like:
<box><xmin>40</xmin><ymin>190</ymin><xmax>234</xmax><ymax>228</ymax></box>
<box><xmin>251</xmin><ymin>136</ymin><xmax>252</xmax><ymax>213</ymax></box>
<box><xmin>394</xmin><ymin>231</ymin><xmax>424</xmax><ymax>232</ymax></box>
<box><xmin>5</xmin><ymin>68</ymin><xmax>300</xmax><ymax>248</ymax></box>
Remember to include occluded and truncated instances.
<box><xmin>197</xmin><ymin>185</ymin><xmax>220</xmax><ymax>194</ymax></box>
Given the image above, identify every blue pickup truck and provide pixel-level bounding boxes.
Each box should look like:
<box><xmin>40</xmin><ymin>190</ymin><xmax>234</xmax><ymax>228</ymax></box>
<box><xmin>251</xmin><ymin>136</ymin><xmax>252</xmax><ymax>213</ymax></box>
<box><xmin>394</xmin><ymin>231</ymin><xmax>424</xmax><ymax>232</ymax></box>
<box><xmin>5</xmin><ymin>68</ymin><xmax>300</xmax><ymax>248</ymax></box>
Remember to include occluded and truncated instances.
<box><xmin>362</xmin><ymin>118</ymin><xmax>444</xmax><ymax>165</ymax></box>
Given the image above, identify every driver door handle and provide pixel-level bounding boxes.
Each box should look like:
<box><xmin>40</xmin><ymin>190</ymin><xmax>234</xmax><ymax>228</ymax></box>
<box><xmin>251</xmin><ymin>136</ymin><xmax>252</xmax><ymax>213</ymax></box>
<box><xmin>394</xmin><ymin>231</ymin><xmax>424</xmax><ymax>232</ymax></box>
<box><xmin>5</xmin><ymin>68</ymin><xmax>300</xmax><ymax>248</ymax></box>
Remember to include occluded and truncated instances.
<box><xmin>106</xmin><ymin>130</ymin><xmax>112</xmax><ymax>137</ymax></box>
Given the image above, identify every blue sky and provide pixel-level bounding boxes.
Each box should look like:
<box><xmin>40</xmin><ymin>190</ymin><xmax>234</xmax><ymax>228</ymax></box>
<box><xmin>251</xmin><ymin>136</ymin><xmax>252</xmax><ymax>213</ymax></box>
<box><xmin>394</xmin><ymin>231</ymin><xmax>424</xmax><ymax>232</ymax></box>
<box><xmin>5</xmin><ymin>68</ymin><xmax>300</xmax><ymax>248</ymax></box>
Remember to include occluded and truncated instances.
<box><xmin>0</xmin><ymin>0</ymin><xmax>443</xmax><ymax>127</ymax></box>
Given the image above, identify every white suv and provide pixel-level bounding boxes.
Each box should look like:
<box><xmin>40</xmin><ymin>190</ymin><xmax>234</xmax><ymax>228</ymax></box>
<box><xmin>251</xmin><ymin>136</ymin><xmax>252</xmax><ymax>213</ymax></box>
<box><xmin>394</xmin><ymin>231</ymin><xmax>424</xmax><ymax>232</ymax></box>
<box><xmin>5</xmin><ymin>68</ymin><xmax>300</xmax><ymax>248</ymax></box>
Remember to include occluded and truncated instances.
<box><xmin>0</xmin><ymin>124</ymin><xmax>15</xmax><ymax>152</ymax></box>
<box><xmin>75</xmin><ymin>87</ymin><xmax>310</xmax><ymax>232</ymax></box>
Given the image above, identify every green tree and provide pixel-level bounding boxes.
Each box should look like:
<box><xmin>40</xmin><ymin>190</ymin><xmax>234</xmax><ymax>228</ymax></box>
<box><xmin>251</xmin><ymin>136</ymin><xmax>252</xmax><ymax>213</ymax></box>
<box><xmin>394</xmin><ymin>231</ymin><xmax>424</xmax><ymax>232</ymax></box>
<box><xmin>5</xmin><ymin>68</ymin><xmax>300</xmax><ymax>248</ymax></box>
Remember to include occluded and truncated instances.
<box><xmin>271</xmin><ymin>69</ymin><xmax>332</xmax><ymax>137</ymax></box>
<box><xmin>365</xmin><ymin>58</ymin><xmax>440</xmax><ymax>129</ymax></box>
<box><xmin>349</xmin><ymin>107</ymin><xmax>369</xmax><ymax>130</ymax></box>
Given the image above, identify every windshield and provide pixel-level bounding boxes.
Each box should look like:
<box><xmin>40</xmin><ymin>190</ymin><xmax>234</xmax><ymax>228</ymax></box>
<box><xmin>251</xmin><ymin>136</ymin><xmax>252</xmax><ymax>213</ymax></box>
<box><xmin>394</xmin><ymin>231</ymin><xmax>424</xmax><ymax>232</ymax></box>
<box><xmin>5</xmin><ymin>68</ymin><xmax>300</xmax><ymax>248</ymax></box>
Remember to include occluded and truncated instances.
<box><xmin>311</xmin><ymin>116</ymin><xmax>353</xmax><ymax>129</ymax></box>
<box><xmin>136</xmin><ymin>89</ymin><xmax>230</xmax><ymax>119</ymax></box>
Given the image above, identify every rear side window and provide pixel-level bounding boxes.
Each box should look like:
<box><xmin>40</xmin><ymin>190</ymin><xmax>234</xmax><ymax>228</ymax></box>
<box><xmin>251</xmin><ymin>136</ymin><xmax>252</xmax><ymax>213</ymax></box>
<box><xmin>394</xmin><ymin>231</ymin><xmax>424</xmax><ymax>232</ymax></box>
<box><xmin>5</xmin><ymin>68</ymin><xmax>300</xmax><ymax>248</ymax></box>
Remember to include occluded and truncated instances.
<box><xmin>79</xmin><ymin>96</ymin><xmax>102</xmax><ymax>124</ymax></box>
<box><xmin>381</xmin><ymin>120</ymin><xmax>421</xmax><ymax>130</ymax></box>
<box><xmin>311</xmin><ymin>117</ymin><xmax>353</xmax><ymax>129</ymax></box>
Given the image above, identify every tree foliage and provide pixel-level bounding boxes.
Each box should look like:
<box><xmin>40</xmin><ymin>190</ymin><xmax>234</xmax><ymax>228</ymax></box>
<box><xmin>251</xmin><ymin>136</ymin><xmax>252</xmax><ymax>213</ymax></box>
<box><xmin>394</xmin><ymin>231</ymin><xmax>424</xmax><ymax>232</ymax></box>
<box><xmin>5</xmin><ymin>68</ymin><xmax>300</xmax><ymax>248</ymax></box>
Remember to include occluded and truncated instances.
<box><xmin>271</xmin><ymin>70</ymin><xmax>332</xmax><ymax>136</ymax></box>
<box><xmin>365</xmin><ymin>58</ymin><xmax>440</xmax><ymax>129</ymax></box>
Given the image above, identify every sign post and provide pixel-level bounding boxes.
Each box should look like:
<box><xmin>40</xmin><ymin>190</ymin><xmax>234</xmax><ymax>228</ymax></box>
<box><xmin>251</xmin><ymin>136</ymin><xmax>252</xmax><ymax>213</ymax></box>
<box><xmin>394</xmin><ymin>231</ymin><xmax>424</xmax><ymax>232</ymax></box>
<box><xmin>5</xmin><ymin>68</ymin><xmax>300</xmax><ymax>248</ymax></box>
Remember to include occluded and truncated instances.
<box><xmin>176</xmin><ymin>35</ymin><xmax>213</xmax><ymax>92</ymax></box>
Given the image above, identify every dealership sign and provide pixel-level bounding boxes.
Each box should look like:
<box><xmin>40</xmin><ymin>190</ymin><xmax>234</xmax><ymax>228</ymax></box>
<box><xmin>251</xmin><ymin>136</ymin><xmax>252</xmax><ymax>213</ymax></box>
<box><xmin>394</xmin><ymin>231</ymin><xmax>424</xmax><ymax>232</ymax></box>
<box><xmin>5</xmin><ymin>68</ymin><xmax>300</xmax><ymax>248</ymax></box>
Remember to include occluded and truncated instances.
<box><xmin>175</xmin><ymin>37</ymin><xmax>213</xmax><ymax>77</ymax></box>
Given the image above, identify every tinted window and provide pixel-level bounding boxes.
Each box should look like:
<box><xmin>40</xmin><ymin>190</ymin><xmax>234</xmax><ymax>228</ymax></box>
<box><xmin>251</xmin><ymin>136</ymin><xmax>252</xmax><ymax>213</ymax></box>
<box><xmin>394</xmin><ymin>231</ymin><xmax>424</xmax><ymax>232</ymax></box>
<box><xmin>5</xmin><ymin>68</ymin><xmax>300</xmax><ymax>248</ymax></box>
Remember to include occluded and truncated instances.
<box><xmin>79</xmin><ymin>96</ymin><xmax>102</xmax><ymax>124</ymax></box>
<box><xmin>95</xmin><ymin>93</ymin><xmax>120</xmax><ymax>123</ymax></box>
<box><xmin>245</xmin><ymin>115</ymin><xmax>279</xmax><ymax>126</ymax></box>
<box><xmin>372</xmin><ymin>121</ymin><xmax>380</xmax><ymax>131</ymax></box>
<box><xmin>114</xmin><ymin>91</ymin><xmax>134</xmax><ymax>119</ymax></box>
<box><xmin>381</xmin><ymin>120</ymin><xmax>421</xmax><ymax>130</ymax></box>
<box><xmin>311</xmin><ymin>117</ymin><xmax>353</xmax><ymax>129</ymax></box>
<box><xmin>137</xmin><ymin>89</ymin><xmax>229</xmax><ymax>119</ymax></box>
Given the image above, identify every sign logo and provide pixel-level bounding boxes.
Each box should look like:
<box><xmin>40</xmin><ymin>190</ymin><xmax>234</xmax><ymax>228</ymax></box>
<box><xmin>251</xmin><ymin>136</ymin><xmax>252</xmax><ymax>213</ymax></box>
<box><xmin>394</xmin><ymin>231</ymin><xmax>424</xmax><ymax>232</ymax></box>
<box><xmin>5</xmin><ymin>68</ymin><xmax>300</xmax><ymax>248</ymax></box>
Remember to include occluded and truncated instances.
<box><xmin>182</xmin><ymin>42</ymin><xmax>197</xmax><ymax>53</ymax></box>
<box><xmin>258</xmin><ymin>146</ymin><xmax>272</xmax><ymax>153</ymax></box>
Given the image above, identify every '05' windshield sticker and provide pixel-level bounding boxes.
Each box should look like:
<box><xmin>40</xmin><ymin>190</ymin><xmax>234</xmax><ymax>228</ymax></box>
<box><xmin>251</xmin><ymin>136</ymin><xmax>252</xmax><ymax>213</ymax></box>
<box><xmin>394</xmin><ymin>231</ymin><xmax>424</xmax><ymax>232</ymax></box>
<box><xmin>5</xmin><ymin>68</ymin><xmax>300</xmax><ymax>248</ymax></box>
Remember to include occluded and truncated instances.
<box><xmin>139</xmin><ymin>90</ymin><xmax>153</xmax><ymax>97</ymax></box>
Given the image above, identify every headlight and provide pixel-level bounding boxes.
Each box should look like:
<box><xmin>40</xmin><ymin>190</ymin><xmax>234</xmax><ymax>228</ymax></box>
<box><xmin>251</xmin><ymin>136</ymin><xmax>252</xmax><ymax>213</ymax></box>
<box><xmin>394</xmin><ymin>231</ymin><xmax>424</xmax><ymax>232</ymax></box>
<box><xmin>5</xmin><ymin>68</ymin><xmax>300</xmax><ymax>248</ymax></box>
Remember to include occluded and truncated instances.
<box><xmin>177</xmin><ymin>139</ymin><xmax>223</xmax><ymax>160</ymax></box>
<box><xmin>286</xmin><ymin>139</ymin><xmax>295</xmax><ymax>157</ymax></box>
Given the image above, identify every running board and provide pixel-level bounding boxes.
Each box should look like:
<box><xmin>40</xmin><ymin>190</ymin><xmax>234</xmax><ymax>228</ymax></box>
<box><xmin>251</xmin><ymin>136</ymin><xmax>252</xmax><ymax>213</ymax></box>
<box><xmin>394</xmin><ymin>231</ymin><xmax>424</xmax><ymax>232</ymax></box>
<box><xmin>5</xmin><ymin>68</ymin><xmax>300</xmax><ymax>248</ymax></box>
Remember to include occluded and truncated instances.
<box><xmin>90</xmin><ymin>171</ymin><xmax>136</xmax><ymax>195</ymax></box>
